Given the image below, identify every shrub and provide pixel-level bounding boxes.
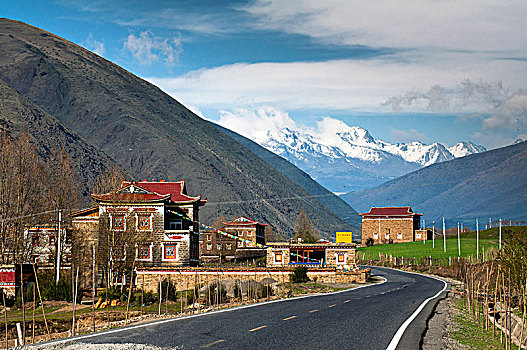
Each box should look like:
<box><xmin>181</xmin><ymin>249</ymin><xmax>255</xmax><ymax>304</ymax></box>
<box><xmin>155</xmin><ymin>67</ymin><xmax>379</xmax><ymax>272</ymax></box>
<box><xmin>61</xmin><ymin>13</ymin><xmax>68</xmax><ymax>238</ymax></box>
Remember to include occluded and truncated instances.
<box><xmin>290</xmin><ymin>266</ymin><xmax>309</xmax><ymax>283</ymax></box>
<box><xmin>365</xmin><ymin>238</ymin><xmax>374</xmax><ymax>247</ymax></box>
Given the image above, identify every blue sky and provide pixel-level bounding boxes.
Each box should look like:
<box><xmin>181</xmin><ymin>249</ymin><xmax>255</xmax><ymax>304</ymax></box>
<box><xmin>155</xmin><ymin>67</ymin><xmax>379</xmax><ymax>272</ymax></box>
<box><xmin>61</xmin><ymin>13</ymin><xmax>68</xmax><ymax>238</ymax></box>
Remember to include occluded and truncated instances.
<box><xmin>2</xmin><ymin>0</ymin><xmax>526</xmax><ymax>148</ymax></box>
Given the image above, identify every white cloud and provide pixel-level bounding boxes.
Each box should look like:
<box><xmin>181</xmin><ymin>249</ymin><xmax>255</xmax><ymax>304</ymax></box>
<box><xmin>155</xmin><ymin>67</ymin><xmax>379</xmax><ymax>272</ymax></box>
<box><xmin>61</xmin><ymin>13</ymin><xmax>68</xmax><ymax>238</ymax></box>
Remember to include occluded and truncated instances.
<box><xmin>482</xmin><ymin>91</ymin><xmax>527</xmax><ymax>131</ymax></box>
<box><xmin>216</xmin><ymin>106</ymin><xmax>300</xmax><ymax>142</ymax></box>
<box><xmin>391</xmin><ymin>128</ymin><xmax>429</xmax><ymax>143</ymax></box>
<box><xmin>382</xmin><ymin>80</ymin><xmax>511</xmax><ymax>113</ymax></box>
<box><xmin>148</xmin><ymin>52</ymin><xmax>525</xmax><ymax>113</ymax></box>
<box><xmin>123</xmin><ymin>30</ymin><xmax>182</xmax><ymax>66</ymax></box>
<box><xmin>84</xmin><ymin>33</ymin><xmax>105</xmax><ymax>56</ymax></box>
<box><xmin>241</xmin><ymin>0</ymin><xmax>527</xmax><ymax>54</ymax></box>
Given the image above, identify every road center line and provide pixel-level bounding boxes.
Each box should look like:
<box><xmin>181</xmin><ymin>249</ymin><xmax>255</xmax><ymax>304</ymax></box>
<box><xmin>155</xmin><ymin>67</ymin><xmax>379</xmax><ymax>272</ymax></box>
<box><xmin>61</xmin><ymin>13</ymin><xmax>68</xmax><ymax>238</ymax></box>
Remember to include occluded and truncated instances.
<box><xmin>309</xmin><ymin>309</ymin><xmax>318</xmax><ymax>313</ymax></box>
<box><xmin>249</xmin><ymin>325</ymin><xmax>267</xmax><ymax>332</ymax></box>
<box><xmin>283</xmin><ymin>316</ymin><xmax>297</xmax><ymax>321</ymax></box>
<box><xmin>328</xmin><ymin>304</ymin><xmax>336</xmax><ymax>308</ymax></box>
<box><xmin>200</xmin><ymin>339</ymin><xmax>225</xmax><ymax>348</ymax></box>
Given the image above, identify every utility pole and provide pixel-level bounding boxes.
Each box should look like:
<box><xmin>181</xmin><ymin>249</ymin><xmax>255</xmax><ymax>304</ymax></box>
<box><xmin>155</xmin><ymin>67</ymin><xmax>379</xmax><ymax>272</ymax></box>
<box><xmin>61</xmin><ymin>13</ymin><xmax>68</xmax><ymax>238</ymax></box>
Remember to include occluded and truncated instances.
<box><xmin>423</xmin><ymin>218</ymin><xmax>426</xmax><ymax>244</ymax></box>
<box><xmin>457</xmin><ymin>222</ymin><xmax>461</xmax><ymax>256</ymax></box>
<box><xmin>56</xmin><ymin>209</ymin><xmax>62</xmax><ymax>283</ymax></box>
<box><xmin>443</xmin><ymin>217</ymin><xmax>446</xmax><ymax>253</ymax></box>
<box><xmin>432</xmin><ymin>221</ymin><xmax>435</xmax><ymax>248</ymax></box>
<box><xmin>476</xmin><ymin>218</ymin><xmax>479</xmax><ymax>260</ymax></box>
<box><xmin>499</xmin><ymin>218</ymin><xmax>502</xmax><ymax>250</ymax></box>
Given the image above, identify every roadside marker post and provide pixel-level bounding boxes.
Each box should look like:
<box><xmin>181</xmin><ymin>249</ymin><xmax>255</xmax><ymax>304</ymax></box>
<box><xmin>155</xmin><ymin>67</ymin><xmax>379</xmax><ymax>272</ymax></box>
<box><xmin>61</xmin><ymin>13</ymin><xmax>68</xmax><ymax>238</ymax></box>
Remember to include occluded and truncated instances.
<box><xmin>476</xmin><ymin>218</ymin><xmax>479</xmax><ymax>260</ymax></box>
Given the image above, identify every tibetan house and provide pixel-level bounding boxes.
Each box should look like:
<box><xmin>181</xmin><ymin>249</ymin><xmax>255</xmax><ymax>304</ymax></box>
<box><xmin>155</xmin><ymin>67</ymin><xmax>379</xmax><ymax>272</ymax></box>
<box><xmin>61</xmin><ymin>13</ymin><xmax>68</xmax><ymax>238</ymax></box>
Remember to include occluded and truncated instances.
<box><xmin>360</xmin><ymin>206</ymin><xmax>426</xmax><ymax>245</ymax></box>
<box><xmin>71</xmin><ymin>180</ymin><xmax>206</xmax><ymax>288</ymax></box>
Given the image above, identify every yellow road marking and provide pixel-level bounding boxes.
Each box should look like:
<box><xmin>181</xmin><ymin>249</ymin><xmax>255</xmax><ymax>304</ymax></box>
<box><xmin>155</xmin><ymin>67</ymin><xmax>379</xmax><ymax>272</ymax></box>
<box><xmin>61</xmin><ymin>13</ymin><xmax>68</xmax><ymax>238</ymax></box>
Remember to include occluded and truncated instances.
<box><xmin>309</xmin><ymin>309</ymin><xmax>319</xmax><ymax>313</ymax></box>
<box><xmin>283</xmin><ymin>316</ymin><xmax>297</xmax><ymax>321</ymax></box>
<box><xmin>328</xmin><ymin>304</ymin><xmax>336</xmax><ymax>308</ymax></box>
<box><xmin>344</xmin><ymin>300</ymin><xmax>350</xmax><ymax>303</ymax></box>
<box><xmin>200</xmin><ymin>339</ymin><xmax>225</xmax><ymax>348</ymax></box>
<box><xmin>249</xmin><ymin>325</ymin><xmax>267</xmax><ymax>332</ymax></box>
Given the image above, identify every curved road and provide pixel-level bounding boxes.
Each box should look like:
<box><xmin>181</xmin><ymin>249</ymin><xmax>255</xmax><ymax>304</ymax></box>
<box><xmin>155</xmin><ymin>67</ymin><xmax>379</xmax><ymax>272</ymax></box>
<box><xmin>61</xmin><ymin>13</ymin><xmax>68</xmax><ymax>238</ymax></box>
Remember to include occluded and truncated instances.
<box><xmin>41</xmin><ymin>267</ymin><xmax>447</xmax><ymax>350</ymax></box>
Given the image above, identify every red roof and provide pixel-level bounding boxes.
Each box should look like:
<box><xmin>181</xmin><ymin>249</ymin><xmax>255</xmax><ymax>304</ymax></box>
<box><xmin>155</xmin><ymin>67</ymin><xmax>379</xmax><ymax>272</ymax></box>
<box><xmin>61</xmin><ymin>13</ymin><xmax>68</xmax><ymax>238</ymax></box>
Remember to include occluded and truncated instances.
<box><xmin>123</xmin><ymin>180</ymin><xmax>204</xmax><ymax>203</ymax></box>
<box><xmin>359</xmin><ymin>206</ymin><xmax>422</xmax><ymax>217</ymax></box>
<box><xmin>223</xmin><ymin>216</ymin><xmax>267</xmax><ymax>227</ymax></box>
<box><xmin>91</xmin><ymin>180</ymin><xmax>206</xmax><ymax>204</ymax></box>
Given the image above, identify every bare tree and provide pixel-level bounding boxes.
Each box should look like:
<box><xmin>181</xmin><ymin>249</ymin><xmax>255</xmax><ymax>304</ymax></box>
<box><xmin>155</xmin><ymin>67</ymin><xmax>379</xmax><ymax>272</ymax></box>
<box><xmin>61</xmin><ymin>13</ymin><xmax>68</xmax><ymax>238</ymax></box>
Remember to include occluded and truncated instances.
<box><xmin>0</xmin><ymin>133</ymin><xmax>47</xmax><ymax>263</ymax></box>
<box><xmin>265</xmin><ymin>225</ymin><xmax>283</xmax><ymax>242</ymax></box>
<box><xmin>293</xmin><ymin>210</ymin><xmax>319</xmax><ymax>244</ymax></box>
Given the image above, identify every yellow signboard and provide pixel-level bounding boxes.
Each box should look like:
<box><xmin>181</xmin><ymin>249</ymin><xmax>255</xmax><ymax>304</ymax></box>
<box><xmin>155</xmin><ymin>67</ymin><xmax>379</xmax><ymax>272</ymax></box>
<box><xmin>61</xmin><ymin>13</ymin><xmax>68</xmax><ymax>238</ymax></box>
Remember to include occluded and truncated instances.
<box><xmin>336</xmin><ymin>231</ymin><xmax>353</xmax><ymax>243</ymax></box>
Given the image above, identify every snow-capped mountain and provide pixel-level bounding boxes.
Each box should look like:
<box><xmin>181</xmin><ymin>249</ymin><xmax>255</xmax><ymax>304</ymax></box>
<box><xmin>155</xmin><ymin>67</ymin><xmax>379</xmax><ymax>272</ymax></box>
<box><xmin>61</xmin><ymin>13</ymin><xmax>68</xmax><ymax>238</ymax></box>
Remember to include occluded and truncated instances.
<box><xmin>258</xmin><ymin>126</ymin><xmax>486</xmax><ymax>193</ymax></box>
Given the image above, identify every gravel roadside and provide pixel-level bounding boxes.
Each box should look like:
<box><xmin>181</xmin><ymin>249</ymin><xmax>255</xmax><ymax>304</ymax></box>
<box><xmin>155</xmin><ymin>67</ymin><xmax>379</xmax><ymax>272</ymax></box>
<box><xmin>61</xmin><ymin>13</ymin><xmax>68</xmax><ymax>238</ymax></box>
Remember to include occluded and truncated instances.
<box><xmin>422</xmin><ymin>277</ymin><xmax>468</xmax><ymax>350</ymax></box>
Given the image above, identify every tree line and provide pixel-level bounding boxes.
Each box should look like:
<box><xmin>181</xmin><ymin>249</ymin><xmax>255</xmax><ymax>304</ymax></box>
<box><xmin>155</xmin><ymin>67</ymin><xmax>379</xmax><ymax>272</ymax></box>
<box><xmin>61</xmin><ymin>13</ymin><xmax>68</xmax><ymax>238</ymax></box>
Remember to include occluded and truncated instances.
<box><xmin>0</xmin><ymin>133</ymin><xmax>79</xmax><ymax>265</ymax></box>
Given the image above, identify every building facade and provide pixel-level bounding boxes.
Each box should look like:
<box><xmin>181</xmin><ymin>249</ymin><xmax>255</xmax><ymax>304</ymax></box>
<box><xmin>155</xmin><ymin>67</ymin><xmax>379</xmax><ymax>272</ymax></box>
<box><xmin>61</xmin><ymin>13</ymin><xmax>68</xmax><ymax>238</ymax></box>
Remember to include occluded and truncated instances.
<box><xmin>199</xmin><ymin>229</ymin><xmax>237</xmax><ymax>262</ymax></box>
<box><xmin>24</xmin><ymin>225</ymin><xmax>71</xmax><ymax>266</ymax></box>
<box><xmin>223</xmin><ymin>217</ymin><xmax>266</xmax><ymax>259</ymax></box>
<box><xmin>360</xmin><ymin>206</ymin><xmax>423</xmax><ymax>245</ymax></box>
<box><xmin>266</xmin><ymin>242</ymin><xmax>357</xmax><ymax>268</ymax></box>
<box><xmin>71</xmin><ymin>180</ymin><xmax>206</xmax><ymax>287</ymax></box>
<box><xmin>199</xmin><ymin>216</ymin><xmax>268</xmax><ymax>262</ymax></box>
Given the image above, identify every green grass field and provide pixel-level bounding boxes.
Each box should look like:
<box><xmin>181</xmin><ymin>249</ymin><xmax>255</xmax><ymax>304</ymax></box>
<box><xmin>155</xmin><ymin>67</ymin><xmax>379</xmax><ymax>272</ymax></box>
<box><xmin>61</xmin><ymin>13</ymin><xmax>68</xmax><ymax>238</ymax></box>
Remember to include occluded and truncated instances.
<box><xmin>357</xmin><ymin>226</ymin><xmax>524</xmax><ymax>260</ymax></box>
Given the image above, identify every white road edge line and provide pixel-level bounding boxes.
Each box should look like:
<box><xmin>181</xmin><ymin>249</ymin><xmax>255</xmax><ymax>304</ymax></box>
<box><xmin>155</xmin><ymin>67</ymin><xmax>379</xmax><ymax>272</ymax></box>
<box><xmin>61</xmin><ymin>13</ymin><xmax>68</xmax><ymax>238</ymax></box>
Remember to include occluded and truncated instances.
<box><xmin>29</xmin><ymin>275</ymin><xmax>387</xmax><ymax>347</ymax></box>
<box><xmin>384</xmin><ymin>268</ymin><xmax>448</xmax><ymax>350</ymax></box>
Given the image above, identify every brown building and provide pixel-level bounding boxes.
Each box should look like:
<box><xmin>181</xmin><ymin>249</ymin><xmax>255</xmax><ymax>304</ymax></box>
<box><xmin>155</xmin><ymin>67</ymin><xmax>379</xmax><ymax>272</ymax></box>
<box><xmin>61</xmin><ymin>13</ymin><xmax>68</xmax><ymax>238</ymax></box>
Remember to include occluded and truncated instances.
<box><xmin>223</xmin><ymin>217</ymin><xmax>266</xmax><ymax>259</ymax></box>
<box><xmin>200</xmin><ymin>229</ymin><xmax>237</xmax><ymax>262</ymax></box>
<box><xmin>360</xmin><ymin>206</ymin><xmax>424</xmax><ymax>245</ymax></box>
<box><xmin>200</xmin><ymin>216</ymin><xmax>268</xmax><ymax>262</ymax></box>
<box><xmin>71</xmin><ymin>180</ymin><xmax>206</xmax><ymax>287</ymax></box>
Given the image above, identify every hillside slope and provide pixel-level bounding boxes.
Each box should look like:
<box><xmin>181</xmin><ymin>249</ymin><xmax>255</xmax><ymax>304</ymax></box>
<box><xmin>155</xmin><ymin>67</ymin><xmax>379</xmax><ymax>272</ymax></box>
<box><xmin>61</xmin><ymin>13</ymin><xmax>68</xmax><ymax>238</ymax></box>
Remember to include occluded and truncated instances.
<box><xmin>0</xmin><ymin>78</ymin><xmax>120</xmax><ymax>200</ymax></box>
<box><xmin>217</xmin><ymin>125</ymin><xmax>361</xmax><ymax>230</ymax></box>
<box><xmin>0</xmin><ymin>19</ymin><xmax>355</xmax><ymax>237</ymax></box>
<box><xmin>342</xmin><ymin>141</ymin><xmax>527</xmax><ymax>225</ymax></box>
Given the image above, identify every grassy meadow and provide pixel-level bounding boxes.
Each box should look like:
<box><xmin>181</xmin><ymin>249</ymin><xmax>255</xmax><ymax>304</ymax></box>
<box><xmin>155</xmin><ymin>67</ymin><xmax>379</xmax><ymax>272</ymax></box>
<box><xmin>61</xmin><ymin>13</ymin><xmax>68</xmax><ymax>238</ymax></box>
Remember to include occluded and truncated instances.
<box><xmin>357</xmin><ymin>226</ymin><xmax>524</xmax><ymax>260</ymax></box>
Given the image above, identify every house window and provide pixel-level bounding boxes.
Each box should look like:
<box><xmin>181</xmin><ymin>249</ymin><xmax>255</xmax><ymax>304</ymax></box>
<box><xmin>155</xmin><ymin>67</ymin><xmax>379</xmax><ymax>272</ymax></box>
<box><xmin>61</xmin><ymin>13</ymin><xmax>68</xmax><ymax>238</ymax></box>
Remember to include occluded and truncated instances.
<box><xmin>247</xmin><ymin>241</ymin><xmax>254</xmax><ymax>247</ymax></box>
<box><xmin>207</xmin><ymin>244</ymin><xmax>212</xmax><ymax>251</ymax></box>
<box><xmin>275</xmin><ymin>253</ymin><xmax>282</xmax><ymax>263</ymax></box>
<box><xmin>247</xmin><ymin>230</ymin><xmax>253</xmax><ymax>236</ymax></box>
<box><xmin>207</xmin><ymin>235</ymin><xmax>212</xmax><ymax>241</ymax></box>
<box><xmin>112</xmin><ymin>215</ymin><xmax>125</xmax><ymax>230</ymax></box>
<box><xmin>163</xmin><ymin>244</ymin><xmax>178</xmax><ymax>260</ymax></box>
<box><xmin>49</xmin><ymin>235</ymin><xmax>56</xmax><ymax>245</ymax></box>
<box><xmin>237</xmin><ymin>241</ymin><xmax>243</xmax><ymax>248</ymax></box>
<box><xmin>237</xmin><ymin>231</ymin><xmax>243</xmax><ymax>237</ymax></box>
<box><xmin>32</xmin><ymin>235</ymin><xmax>40</xmax><ymax>246</ymax></box>
<box><xmin>32</xmin><ymin>255</ymin><xmax>39</xmax><ymax>264</ymax></box>
<box><xmin>373</xmin><ymin>232</ymin><xmax>378</xmax><ymax>239</ymax></box>
<box><xmin>112</xmin><ymin>246</ymin><xmax>126</xmax><ymax>261</ymax></box>
<box><xmin>337</xmin><ymin>254</ymin><xmax>346</xmax><ymax>264</ymax></box>
<box><xmin>385</xmin><ymin>233</ymin><xmax>390</xmax><ymax>239</ymax></box>
<box><xmin>397</xmin><ymin>232</ymin><xmax>402</xmax><ymax>239</ymax></box>
<box><xmin>217</xmin><ymin>244</ymin><xmax>221</xmax><ymax>250</ymax></box>
<box><xmin>169</xmin><ymin>219</ymin><xmax>183</xmax><ymax>230</ymax></box>
<box><xmin>226</xmin><ymin>243</ymin><xmax>232</xmax><ymax>250</ymax></box>
<box><xmin>138</xmin><ymin>215</ymin><xmax>151</xmax><ymax>230</ymax></box>
<box><xmin>137</xmin><ymin>244</ymin><xmax>152</xmax><ymax>261</ymax></box>
<box><xmin>416</xmin><ymin>233</ymin><xmax>422</xmax><ymax>239</ymax></box>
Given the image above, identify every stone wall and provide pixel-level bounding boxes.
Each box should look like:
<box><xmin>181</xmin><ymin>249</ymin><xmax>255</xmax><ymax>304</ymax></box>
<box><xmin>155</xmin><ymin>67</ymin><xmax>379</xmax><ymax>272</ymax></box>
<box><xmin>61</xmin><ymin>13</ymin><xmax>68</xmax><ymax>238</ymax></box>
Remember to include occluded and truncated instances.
<box><xmin>136</xmin><ymin>267</ymin><xmax>369</xmax><ymax>292</ymax></box>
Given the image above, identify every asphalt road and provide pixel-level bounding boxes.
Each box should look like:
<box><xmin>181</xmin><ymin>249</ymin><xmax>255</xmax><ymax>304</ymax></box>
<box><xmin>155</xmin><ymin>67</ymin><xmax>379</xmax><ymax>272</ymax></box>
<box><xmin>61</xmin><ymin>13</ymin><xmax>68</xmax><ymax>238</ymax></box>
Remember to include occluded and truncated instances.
<box><xmin>45</xmin><ymin>267</ymin><xmax>447</xmax><ymax>350</ymax></box>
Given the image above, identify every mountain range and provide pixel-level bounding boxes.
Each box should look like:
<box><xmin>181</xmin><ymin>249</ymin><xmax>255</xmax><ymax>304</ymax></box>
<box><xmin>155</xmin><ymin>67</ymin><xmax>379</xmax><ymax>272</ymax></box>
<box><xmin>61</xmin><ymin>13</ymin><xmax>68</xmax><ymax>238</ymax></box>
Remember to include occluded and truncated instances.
<box><xmin>343</xmin><ymin>140</ymin><xmax>527</xmax><ymax>228</ymax></box>
<box><xmin>258</xmin><ymin>126</ymin><xmax>486</xmax><ymax>193</ymax></box>
<box><xmin>0</xmin><ymin>19</ymin><xmax>359</xmax><ymax>238</ymax></box>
